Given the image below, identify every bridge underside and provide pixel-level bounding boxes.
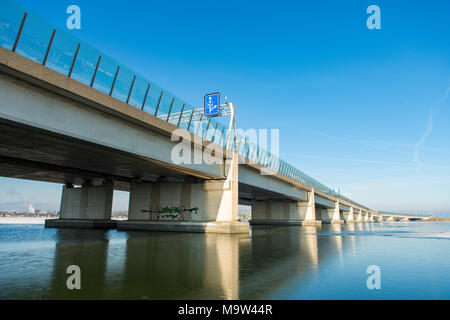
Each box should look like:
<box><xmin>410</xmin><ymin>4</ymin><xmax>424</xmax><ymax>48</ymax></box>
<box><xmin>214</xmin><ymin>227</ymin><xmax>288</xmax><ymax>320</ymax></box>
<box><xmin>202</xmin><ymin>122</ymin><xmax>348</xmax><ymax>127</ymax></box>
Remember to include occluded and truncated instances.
<box><xmin>0</xmin><ymin>119</ymin><xmax>299</xmax><ymax>203</ymax></box>
<box><xmin>0</xmin><ymin>119</ymin><xmax>210</xmax><ymax>191</ymax></box>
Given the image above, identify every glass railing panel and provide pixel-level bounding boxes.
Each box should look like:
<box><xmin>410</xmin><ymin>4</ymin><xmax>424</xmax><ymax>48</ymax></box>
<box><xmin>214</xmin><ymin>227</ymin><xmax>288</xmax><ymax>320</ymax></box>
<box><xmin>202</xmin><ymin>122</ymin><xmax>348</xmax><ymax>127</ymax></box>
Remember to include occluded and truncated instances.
<box><xmin>188</xmin><ymin>110</ymin><xmax>199</xmax><ymax>134</ymax></box>
<box><xmin>280</xmin><ymin>161</ymin><xmax>287</xmax><ymax>176</ymax></box>
<box><xmin>271</xmin><ymin>157</ymin><xmax>278</xmax><ymax>172</ymax></box>
<box><xmin>238</xmin><ymin>137</ymin><xmax>247</xmax><ymax>156</ymax></box>
<box><xmin>192</xmin><ymin>115</ymin><xmax>204</xmax><ymax>136</ymax></box>
<box><xmin>185</xmin><ymin>109</ymin><xmax>196</xmax><ymax>133</ymax></box>
<box><xmin>266</xmin><ymin>153</ymin><xmax>272</xmax><ymax>169</ymax></box>
<box><xmin>165</xmin><ymin>97</ymin><xmax>185</xmax><ymax>125</ymax></box>
<box><xmin>190</xmin><ymin>118</ymin><xmax>203</xmax><ymax>136</ymax></box>
<box><xmin>216</xmin><ymin>126</ymin><xmax>227</xmax><ymax>147</ymax></box>
<box><xmin>15</xmin><ymin>12</ymin><xmax>53</xmax><ymax>64</ymax></box>
<box><xmin>156</xmin><ymin>92</ymin><xmax>175</xmax><ymax>118</ymax></box>
<box><xmin>128</xmin><ymin>75</ymin><xmax>148</xmax><ymax>110</ymax></box>
<box><xmin>203</xmin><ymin>118</ymin><xmax>215</xmax><ymax>141</ymax></box>
<box><xmin>110</xmin><ymin>64</ymin><xmax>134</xmax><ymax>103</ymax></box>
<box><xmin>70</xmin><ymin>41</ymin><xmax>100</xmax><ymax>86</ymax></box>
<box><xmin>246</xmin><ymin>142</ymin><xmax>254</xmax><ymax>161</ymax></box>
<box><xmin>243</xmin><ymin>141</ymin><xmax>250</xmax><ymax>159</ymax></box>
<box><xmin>46</xmin><ymin>30</ymin><xmax>79</xmax><ymax>76</ymax></box>
<box><xmin>143</xmin><ymin>82</ymin><xmax>163</xmax><ymax>116</ymax></box>
<box><xmin>227</xmin><ymin>130</ymin><xmax>236</xmax><ymax>152</ymax></box>
<box><xmin>177</xmin><ymin>108</ymin><xmax>191</xmax><ymax>131</ymax></box>
<box><xmin>211</xmin><ymin>121</ymin><xmax>222</xmax><ymax>144</ymax></box>
<box><xmin>251</xmin><ymin>144</ymin><xmax>259</xmax><ymax>162</ymax></box>
<box><xmin>269</xmin><ymin>155</ymin><xmax>275</xmax><ymax>170</ymax></box>
<box><xmin>223</xmin><ymin>128</ymin><xmax>233</xmax><ymax>150</ymax></box>
<box><xmin>0</xmin><ymin>0</ymin><xmax>26</xmax><ymax>51</ymax></box>
<box><xmin>92</xmin><ymin>54</ymin><xmax>117</xmax><ymax>95</ymax></box>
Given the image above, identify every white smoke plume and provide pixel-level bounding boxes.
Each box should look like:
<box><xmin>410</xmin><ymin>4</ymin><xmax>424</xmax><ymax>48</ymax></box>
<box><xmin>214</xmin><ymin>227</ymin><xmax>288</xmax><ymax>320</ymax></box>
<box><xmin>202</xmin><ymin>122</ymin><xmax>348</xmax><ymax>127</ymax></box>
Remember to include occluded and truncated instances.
<box><xmin>28</xmin><ymin>203</ymin><xmax>35</xmax><ymax>214</ymax></box>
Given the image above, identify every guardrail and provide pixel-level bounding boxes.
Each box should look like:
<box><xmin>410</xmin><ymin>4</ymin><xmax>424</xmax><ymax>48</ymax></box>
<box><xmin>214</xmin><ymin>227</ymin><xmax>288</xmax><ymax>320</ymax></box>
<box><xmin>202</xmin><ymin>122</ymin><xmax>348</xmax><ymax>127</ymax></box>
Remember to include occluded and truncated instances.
<box><xmin>0</xmin><ymin>0</ymin><xmax>369</xmax><ymax>210</ymax></box>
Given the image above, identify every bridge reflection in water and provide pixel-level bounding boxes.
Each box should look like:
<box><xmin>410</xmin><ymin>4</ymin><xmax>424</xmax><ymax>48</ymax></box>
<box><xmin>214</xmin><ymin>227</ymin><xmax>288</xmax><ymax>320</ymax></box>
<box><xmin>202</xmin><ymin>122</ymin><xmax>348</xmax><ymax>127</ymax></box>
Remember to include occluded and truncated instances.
<box><xmin>44</xmin><ymin>224</ymin><xmax>376</xmax><ymax>300</ymax></box>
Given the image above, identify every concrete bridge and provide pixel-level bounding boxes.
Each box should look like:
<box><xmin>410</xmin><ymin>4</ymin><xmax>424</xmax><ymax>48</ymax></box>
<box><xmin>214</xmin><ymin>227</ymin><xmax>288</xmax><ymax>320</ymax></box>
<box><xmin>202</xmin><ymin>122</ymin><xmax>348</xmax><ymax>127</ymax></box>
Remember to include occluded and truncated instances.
<box><xmin>372</xmin><ymin>213</ymin><xmax>431</xmax><ymax>222</ymax></box>
<box><xmin>0</xmin><ymin>3</ymin><xmax>427</xmax><ymax>234</ymax></box>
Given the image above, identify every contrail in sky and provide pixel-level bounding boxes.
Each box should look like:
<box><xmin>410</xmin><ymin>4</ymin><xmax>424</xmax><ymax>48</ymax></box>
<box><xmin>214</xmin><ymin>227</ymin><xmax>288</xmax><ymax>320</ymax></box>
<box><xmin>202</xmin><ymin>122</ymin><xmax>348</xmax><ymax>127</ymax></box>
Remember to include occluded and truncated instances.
<box><xmin>414</xmin><ymin>85</ymin><xmax>450</xmax><ymax>166</ymax></box>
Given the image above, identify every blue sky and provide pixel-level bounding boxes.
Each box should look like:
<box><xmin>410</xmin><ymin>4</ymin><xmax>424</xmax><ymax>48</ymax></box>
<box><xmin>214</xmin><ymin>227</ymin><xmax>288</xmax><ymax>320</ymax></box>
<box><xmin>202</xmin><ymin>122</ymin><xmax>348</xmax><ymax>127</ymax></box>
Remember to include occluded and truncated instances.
<box><xmin>1</xmin><ymin>0</ymin><xmax>449</xmax><ymax>215</ymax></box>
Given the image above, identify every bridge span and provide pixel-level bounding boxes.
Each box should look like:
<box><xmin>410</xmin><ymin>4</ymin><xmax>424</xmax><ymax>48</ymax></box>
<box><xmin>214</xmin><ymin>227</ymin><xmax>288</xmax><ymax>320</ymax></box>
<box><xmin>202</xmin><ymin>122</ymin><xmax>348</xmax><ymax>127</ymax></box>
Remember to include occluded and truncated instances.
<box><xmin>0</xmin><ymin>2</ymin><xmax>428</xmax><ymax>233</ymax></box>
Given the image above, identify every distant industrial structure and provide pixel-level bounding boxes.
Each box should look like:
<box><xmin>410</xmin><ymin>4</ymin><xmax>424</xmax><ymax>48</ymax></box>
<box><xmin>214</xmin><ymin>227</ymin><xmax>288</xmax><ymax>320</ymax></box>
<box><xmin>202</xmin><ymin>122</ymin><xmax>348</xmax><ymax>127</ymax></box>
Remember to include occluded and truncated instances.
<box><xmin>0</xmin><ymin>210</ymin><xmax>58</xmax><ymax>218</ymax></box>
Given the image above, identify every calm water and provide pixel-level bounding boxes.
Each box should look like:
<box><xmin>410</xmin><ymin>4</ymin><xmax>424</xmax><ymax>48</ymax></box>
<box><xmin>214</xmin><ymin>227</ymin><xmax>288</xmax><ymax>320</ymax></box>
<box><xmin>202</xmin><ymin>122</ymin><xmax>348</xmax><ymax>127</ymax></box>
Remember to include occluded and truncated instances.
<box><xmin>0</xmin><ymin>222</ymin><xmax>449</xmax><ymax>300</ymax></box>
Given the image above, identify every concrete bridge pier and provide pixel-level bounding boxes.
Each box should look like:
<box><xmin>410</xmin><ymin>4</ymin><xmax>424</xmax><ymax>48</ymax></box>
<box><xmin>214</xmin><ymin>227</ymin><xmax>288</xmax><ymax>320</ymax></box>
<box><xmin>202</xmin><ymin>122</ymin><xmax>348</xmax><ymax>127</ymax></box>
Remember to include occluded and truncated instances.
<box><xmin>45</xmin><ymin>180</ymin><xmax>116</xmax><ymax>229</ymax></box>
<box><xmin>355</xmin><ymin>209</ymin><xmax>363</xmax><ymax>222</ymax></box>
<box><xmin>118</xmin><ymin>154</ymin><xmax>249</xmax><ymax>234</ymax></box>
<box><xmin>344</xmin><ymin>207</ymin><xmax>355</xmax><ymax>223</ymax></box>
<box><xmin>320</xmin><ymin>201</ymin><xmax>344</xmax><ymax>224</ymax></box>
<box><xmin>363</xmin><ymin>211</ymin><xmax>370</xmax><ymax>222</ymax></box>
<box><xmin>250</xmin><ymin>190</ymin><xmax>321</xmax><ymax>226</ymax></box>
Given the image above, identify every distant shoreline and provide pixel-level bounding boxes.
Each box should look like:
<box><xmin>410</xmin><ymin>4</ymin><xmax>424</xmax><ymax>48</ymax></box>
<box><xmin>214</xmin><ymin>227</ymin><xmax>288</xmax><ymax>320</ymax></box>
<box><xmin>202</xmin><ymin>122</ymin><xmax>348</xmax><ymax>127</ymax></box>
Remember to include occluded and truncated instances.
<box><xmin>0</xmin><ymin>217</ymin><xmax>448</xmax><ymax>225</ymax></box>
<box><xmin>0</xmin><ymin>217</ymin><xmax>46</xmax><ymax>224</ymax></box>
<box><xmin>0</xmin><ymin>217</ymin><xmax>127</xmax><ymax>225</ymax></box>
<box><xmin>427</xmin><ymin>217</ymin><xmax>450</xmax><ymax>222</ymax></box>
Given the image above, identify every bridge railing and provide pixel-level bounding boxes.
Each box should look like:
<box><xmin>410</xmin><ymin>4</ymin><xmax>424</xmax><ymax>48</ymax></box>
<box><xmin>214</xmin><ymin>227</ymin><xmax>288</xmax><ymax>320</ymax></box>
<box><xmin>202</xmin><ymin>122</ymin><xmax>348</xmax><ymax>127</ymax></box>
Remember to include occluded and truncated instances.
<box><xmin>0</xmin><ymin>0</ymin><xmax>369</xmax><ymax>210</ymax></box>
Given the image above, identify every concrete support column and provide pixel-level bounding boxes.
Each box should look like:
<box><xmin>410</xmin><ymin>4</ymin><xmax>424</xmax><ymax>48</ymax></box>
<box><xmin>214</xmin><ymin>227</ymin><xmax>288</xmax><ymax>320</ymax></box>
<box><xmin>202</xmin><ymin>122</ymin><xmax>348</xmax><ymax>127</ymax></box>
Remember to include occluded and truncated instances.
<box><xmin>251</xmin><ymin>190</ymin><xmax>321</xmax><ymax>226</ymax></box>
<box><xmin>128</xmin><ymin>181</ymin><xmax>153</xmax><ymax>221</ymax></box>
<box><xmin>251</xmin><ymin>200</ymin><xmax>269</xmax><ymax>221</ymax></box>
<box><xmin>304</xmin><ymin>190</ymin><xmax>316</xmax><ymax>221</ymax></box>
<box><xmin>120</xmin><ymin>153</ymin><xmax>248</xmax><ymax>233</ymax></box>
<box><xmin>321</xmin><ymin>201</ymin><xmax>343</xmax><ymax>224</ymax></box>
<box><xmin>370</xmin><ymin>213</ymin><xmax>376</xmax><ymax>222</ymax></box>
<box><xmin>46</xmin><ymin>180</ymin><xmax>115</xmax><ymax>229</ymax></box>
<box><xmin>346</xmin><ymin>207</ymin><xmax>355</xmax><ymax>223</ymax></box>
<box><xmin>251</xmin><ymin>200</ymin><xmax>294</xmax><ymax>223</ymax></box>
<box><xmin>364</xmin><ymin>211</ymin><xmax>370</xmax><ymax>222</ymax></box>
<box><xmin>355</xmin><ymin>209</ymin><xmax>363</xmax><ymax>222</ymax></box>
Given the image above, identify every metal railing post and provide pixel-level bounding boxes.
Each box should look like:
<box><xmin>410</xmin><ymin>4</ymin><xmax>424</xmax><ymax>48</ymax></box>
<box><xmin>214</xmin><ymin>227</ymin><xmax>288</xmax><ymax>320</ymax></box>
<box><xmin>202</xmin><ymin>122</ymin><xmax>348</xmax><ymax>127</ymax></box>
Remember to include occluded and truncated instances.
<box><xmin>177</xmin><ymin>104</ymin><xmax>185</xmax><ymax>127</ymax></box>
<box><xmin>195</xmin><ymin>114</ymin><xmax>203</xmax><ymax>135</ymax></box>
<box><xmin>154</xmin><ymin>91</ymin><xmax>163</xmax><ymax>116</ymax></box>
<box><xmin>110</xmin><ymin>66</ymin><xmax>120</xmax><ymax>96</ymax></box>
<box><xmin>12</xmin><ymin>13</ymin><xmax>27</xmax><ymax>53</ymax></box>
<box><xmin>90</xmin><ymin>56</ymin><xmax>102</xmax><ymax>87</ymax></box>
<box><xmin>68</xmin><ymin>43</ymin><xmax>80</xmax><ymax>78</ymax></box>
<box><xmin>141</xmin><ymin>83</ymin><xmax>150</xmax><ymax>110</ymax></box>
<box><xmin>166</xmin><ymin>98</ymin><xmax>175</xmax><ymax>122</ymax></box>
<box><xmin>126</xmin><ymin>75</ymin><xmax>136</xmax><ymax>104</ymax></box>
<box><xmin>42</xmin><ymin>29</ymin><xmax>56</xmax><ymax>66</ymax></box>
<box><xmin>187</xmin><ymin>110</ymin><xmax>194</xmax><ymax>132</ymax></box>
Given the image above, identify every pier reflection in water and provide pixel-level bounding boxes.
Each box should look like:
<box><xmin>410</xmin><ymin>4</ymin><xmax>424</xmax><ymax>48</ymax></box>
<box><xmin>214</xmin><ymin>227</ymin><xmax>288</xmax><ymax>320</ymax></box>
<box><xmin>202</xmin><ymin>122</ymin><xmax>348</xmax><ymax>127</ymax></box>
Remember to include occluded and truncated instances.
<box><xmin>1</xmin><ymin>222</ymin><xmax>450</xmax><ymax>300</ymax></box>
<box><xmin>45</xmin><ymin>226</ymin><xmax>324</xmax><ymax>300</ymax></box>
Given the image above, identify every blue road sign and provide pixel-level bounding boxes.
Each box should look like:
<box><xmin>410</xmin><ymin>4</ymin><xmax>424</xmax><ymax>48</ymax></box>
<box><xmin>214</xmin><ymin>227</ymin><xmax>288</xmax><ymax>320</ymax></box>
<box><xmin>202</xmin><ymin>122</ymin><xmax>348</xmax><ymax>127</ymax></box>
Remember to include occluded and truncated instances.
<box><xmin>204</xmin><ymin>93</ymin><xmax>220</xmax><ymax>117</ymax></box>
